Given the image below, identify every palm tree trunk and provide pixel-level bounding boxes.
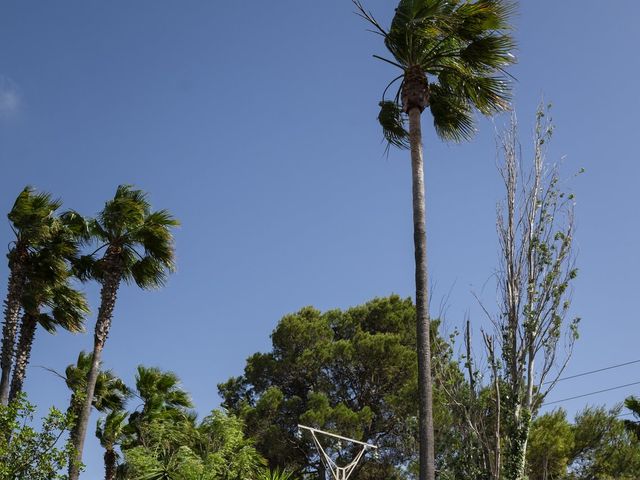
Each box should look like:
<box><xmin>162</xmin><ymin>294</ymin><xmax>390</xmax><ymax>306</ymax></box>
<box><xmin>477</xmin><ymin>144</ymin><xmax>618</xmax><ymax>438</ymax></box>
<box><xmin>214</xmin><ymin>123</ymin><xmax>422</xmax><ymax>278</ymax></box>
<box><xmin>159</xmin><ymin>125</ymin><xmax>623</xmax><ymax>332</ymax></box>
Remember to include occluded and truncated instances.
<box><xmin>8</xmin><ymin>312</ymin><xmax>38</xmax><ymax>402</ymax></box>
<box><xmin>0</xmin><ymin>244</ymin><xmax>28</xmax><ymax>405</ymax></box>
<box><xmin>104</xmin><ymin>448</ymin><xmax>117</xmax><ymax>480</ymax></box>
<box><xmin>69</xmin><ymin>255</ymin><xmax>122</xmax><ymax>480</ymax></box>
<box><xmin>408</xmin><ymin>106</ymin><xmax>435</xmax><ymax>480</ymax></box>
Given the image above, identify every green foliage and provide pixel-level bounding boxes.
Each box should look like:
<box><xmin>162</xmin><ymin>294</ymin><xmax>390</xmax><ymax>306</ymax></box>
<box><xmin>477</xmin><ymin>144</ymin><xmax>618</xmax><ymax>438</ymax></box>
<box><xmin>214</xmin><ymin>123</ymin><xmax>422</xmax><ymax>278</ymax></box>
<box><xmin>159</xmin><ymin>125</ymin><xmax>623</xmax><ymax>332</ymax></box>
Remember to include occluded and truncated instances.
<box><xmin>569</xmin><ymin>406</ymin><xmax>640</xmax><ymax>479</ymax></box>
<box><xmin>623</xmin><ymin>396</ymin><xmax>640</xmax><ymax>439</ymax></box>
<box><xmin>527</xmin><ymin>409</ymin><xmax>574</xmax><ymax>480</ymax></box>
<box><xmin>76</xmin><ymin>185</ymin><xmax>179</xmax><ymax>289</ymax></box>
<box><xmin>354</xmin><ymin>0</ymin><xmax>515</xmax><ymax>147</ymax></box>
<box><xmin>7</xmin><ymin>186</ymin><xmax>63</xmax><ymax>250</ymax></box>
<box><xmin>120</xmin><ymin>391</ymin><xmax>265</xmax><ymax>479</ymax></box>
<box><xmin>218</xmin><ymin>295</ymin><xmax>461</xmax><ymax>479</ymax></box>
<box><xmin>65</xmin><ymin>351</ymin><xmax>130</xmax><ymax>414</ymax></box>
<box><xmin>0</xmin><ymin>395</ymin><xmax>75</xmax><ymax>480</ymax></box>
<box><xmin>523</xmin><ymin>405</ymin><xmax>640</xmax><ymax>480</ymax></box>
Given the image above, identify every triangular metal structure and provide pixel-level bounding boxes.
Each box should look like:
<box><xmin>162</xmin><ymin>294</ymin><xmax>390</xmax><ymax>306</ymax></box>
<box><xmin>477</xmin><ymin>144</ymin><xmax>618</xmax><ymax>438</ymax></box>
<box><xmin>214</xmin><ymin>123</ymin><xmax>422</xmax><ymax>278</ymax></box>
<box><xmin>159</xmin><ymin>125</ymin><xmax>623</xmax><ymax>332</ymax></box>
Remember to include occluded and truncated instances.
<box><xmin>298</xmin><ymin>424</ymin><xmax>377</xmax><ymax>480</ymax></box>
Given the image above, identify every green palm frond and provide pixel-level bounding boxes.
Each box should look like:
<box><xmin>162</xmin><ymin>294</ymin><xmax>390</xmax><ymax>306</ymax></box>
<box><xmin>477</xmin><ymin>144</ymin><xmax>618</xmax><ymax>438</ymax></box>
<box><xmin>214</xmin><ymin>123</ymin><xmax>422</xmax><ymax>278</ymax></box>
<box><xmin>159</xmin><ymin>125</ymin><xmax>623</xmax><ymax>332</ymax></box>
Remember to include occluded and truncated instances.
<box><xmin>84</xmin><ymin>185</ymin><xmax>178</xmax><ymax>290</ymax></box>
<box><xmin>72</xmin><ymin>254</ymin><xmax>101</xmax><ymax>282</ymax></box>
<box><xmin>8</xmin><ymin>186</ymin><xmax>63</xmax><ymax>245</ymax></box>
<box><xmin>65</xmin><ymin>352</ymin><xmax>131</xmax><ymax>412</ymax></box>
<box><xmin>439</xmin><ymin>67</ymin><xmax>510</xmax><ymax>114</ymax></box>
<box><xmin>135</xmin><ymin>366</ymin><xmax>193</xmax><ymax>414</ymax></box>
<box><xmin>460</xmin><ymin>35</ymin><xmax>515</xmax><ymax>71</ymax></box>
<box><xmin>378</xmin><ymin>100</ymin><xmax>410</xmax><ymax>150</ymax></box>
<box><xmin>130</xmin><ymin>257</ymin><xmax>169</xmax><ymax>289</ymax></box>
<box><xmin>355</xmin><ymin>0</ymin><xmax>515</xmax><ymax>148</ymax></box>
<box><xmin>454</xmin><ymin>0</ymin><xmax>516</xmax><ymax>39</ymax></box>
<box><xmin>429</xmin><ymin>83</ymin><xmax>475</xmax><ymax>142</ymax></box>
<box><xmin>96</xmin><ymin>409</ymin><xmax>129</xmax><ymax>449</ymax></box>
<box><xmin>59</xmin><ymin>210</ymin><xmax>91</xmax><ymax>243</ymax></box>
<box><xmin>48</xmin><ymin>285</ymin><xmax>89</xmax><ymax>333</ymax></box>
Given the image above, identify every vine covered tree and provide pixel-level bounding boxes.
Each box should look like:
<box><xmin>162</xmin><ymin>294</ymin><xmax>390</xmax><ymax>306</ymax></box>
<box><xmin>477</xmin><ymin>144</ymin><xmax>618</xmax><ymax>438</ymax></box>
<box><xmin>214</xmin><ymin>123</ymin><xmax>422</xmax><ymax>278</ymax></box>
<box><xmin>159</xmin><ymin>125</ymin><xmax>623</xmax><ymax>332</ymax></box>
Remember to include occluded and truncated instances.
<box><xmin>68</xmin><ymin>185</ymin><xmax>178</xmax><ymax>480</ymax></box>
<box><xmin>353</xmin><ymin>2</ymin><xmax>516</xmax><ymax>479</ymax></box>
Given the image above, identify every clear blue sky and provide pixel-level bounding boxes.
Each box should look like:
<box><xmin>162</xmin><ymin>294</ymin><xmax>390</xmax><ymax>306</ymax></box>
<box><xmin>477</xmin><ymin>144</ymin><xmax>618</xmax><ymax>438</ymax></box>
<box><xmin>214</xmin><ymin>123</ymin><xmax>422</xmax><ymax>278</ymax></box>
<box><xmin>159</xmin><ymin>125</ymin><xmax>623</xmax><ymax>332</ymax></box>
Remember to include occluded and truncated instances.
<box><xmin>1</xmin><ymin>1</ymin><xmax>639</xmax><ymax>476</ymax></box>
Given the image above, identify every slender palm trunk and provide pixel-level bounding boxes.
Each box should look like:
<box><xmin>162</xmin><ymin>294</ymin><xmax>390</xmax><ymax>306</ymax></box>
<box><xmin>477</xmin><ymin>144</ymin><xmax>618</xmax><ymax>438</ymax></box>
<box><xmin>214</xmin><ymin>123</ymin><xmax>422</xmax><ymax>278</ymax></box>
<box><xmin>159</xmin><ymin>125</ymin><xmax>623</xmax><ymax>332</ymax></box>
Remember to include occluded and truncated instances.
<box><xmin>408</xmin><ymin>106</ymin><xmax>435</xmax><ymax>480</ymax></box>
<box><xmin>0</xmin><ymin>244</ymin><xmax>28</xmax><ymax>405</ymax></box>
<box><xmin>69</xmin><ymin>253</ymin><xmax>122</xmax><ymax>480</ymax></box>
<box><xmin>8</xmin><ymin>312</ymin><xmax>38</xmax><ymax>402</ymax></box>
<box><xmin>104</xmin><ymin>448</ymin><xmax>117</xmax><ymax>480</ymax></box>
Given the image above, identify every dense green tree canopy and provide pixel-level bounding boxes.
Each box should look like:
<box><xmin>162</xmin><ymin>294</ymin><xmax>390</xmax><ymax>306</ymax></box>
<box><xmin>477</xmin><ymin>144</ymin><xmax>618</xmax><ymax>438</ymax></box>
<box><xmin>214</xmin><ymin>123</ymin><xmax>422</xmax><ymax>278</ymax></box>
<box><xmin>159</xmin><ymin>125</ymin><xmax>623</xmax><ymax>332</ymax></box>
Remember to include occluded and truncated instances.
<box><xmin>219</xmin><ymin>295</ymin><xmax>461</xmax><ymax>480</ymax></box>
<box><xmin>525</xmin><ymin>405</ymin><xmax>640</xmax><ymax>480</ymax></box>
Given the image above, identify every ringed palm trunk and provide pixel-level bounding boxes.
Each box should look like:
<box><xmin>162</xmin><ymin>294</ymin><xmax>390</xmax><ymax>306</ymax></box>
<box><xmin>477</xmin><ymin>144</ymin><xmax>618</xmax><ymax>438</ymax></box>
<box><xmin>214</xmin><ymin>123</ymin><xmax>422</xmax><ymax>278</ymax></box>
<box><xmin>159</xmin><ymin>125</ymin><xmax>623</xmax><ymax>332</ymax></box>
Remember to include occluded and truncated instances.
<box><xmin>69</xmin><ymin>250</ymin><xmax>122</xmax><ymax>480</ymax></box>
<box><xmin>8</xmin><ymin>311</ymin><xmax>38</xmax><ymax>402</ymax></box>
<box><xmin>104</xmin><ymin>447</ymin><xmax>117</xmax><ymax>480</ymax></box>
<box><xmin>403</xmin><ymin>65</ymin><xmax>435</xmax><ymax>480</ymax></box>
<box><xmin>0</xmin><ymin>243</ymin><xmax>29</xmax><ymax>405</ymax></box>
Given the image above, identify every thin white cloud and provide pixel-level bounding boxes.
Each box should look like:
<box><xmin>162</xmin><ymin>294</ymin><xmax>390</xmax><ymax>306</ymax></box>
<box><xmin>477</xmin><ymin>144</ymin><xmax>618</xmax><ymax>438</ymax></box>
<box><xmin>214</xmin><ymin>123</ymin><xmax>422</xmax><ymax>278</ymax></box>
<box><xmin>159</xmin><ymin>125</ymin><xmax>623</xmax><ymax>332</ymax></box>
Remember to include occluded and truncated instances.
<box><xmin>0</xmin><ymin>76</ymin><xmax>21</xmax><ymax>118</ymax></box>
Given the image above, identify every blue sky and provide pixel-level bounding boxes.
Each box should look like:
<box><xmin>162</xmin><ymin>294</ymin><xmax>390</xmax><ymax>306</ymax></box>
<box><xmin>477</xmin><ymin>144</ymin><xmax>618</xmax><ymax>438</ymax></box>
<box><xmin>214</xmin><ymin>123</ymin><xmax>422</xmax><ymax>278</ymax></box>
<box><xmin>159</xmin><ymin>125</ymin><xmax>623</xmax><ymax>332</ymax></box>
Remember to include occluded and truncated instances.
<box><xmin>1</xmin><ymin>1</ymin><xmax>639</xmax><ymax>476</ymax></box>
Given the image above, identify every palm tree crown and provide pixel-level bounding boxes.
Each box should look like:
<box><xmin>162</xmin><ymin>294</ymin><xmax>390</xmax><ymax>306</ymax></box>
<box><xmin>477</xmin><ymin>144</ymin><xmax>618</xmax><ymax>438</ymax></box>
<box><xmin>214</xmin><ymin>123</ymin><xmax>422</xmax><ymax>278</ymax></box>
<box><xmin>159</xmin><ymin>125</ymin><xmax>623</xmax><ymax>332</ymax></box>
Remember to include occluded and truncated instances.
<box><xmin>65</xmin><ymin>351</ymin><xmax>130</xmax><ymax>413</ymax></box>
<box><xmin>77</xmin><ymin>184</ymin><xmax>178</xmax><ymax>289</ymax></box>
<box><xmin>355</xmin><ymin>0</ymin><xmax>516</xmax><ymax>145</ymax></box>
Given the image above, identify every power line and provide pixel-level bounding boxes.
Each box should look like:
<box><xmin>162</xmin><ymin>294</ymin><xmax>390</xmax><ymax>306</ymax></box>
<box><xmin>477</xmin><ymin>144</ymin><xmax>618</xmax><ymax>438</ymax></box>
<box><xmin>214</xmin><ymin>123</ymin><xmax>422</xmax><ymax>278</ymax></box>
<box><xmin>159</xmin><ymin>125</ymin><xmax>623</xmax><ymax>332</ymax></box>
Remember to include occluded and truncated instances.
<box><xmin>544</xmin><ymin>380</ymin><xmax>640</xmax><ymax>406</ymax></box>
<box><xmin>545</xmin><ymin>359</ymin><xmax>640</xmax><ymax>385</ymax></box>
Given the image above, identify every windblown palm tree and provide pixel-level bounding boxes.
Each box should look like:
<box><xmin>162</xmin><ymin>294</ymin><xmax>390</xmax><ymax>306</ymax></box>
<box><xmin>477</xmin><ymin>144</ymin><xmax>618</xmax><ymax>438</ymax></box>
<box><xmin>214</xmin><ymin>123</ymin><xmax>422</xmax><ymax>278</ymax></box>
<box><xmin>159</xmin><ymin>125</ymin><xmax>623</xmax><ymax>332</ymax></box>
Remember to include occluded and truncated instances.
<box><xmin>64</xmin><ymin>350</ymin><xmax>130</xmax><ymax>476</ymax></box>
<box><xmin>96</xmin><ymin>409</ymin><xmax>129</xmax><ymax>480</ymax></box>
<box><xmin>65</xmin><ymin>351</ymin><xmax>130</xmax><ymax>416</ymax></box>
<box><xmin>354</xmin><ymin>2</ymin><xmax>515</xmax><ymax>479</ymax></box>
<box><xmin>69</xmin><ymin>185</ymin><xmax>178</xmax><ymax>480</ymax></box>
<box><xmin>1</xmin><ymin>187</ymin><xmax>62</xmax><ymax>404</ymax></box>
<box><xmin>8</xmin><ymin>225</ymin><xmax>89</xmax><ymax>401</ymax></box>
<box><xmin>9</xmin><ymin>281</ymin><xmax>88</xmax><ymax>401</ymax></box>
<box><xmin>126</xmin><ymin>366</ymin><xmax>193</xmax><ymax>448</ymax></box>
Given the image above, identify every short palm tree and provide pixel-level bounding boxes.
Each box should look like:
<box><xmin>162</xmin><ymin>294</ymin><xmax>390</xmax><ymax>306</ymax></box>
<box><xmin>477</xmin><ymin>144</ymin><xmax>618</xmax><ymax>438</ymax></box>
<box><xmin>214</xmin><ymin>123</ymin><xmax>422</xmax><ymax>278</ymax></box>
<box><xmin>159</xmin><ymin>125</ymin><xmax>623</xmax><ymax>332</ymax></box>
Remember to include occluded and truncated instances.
<box><xmin>65</xmin><ymin>350</ymin><xmax>130</xmax><ymax>477</ymax></box>
<box><xmin>69</xmin><ymin>185</ymin><xmax>178</xmax><ymax>480</ymax></box>
<box><xmin>65</xmin><ymin>351</ymin><xmax>130</xmax><ymax>416</ymax></box>
<box><xmin>354</xmin><ymin>2</ymin><xmax>515</xmax><ymax>479</ymax></box>
<box><xmin>96</xmin><ymin>409</ymin><xmax>129</xmax><ymax>480</ymax></box>
<box><xmin>1</xmin><ymin>187</ymin><xmax>62</xmax><ymax>404</ymax></box>
<box><xmin>126</xmin><ymin>366</ymin><xmax>193</xmax><ymax>448</ymax></box>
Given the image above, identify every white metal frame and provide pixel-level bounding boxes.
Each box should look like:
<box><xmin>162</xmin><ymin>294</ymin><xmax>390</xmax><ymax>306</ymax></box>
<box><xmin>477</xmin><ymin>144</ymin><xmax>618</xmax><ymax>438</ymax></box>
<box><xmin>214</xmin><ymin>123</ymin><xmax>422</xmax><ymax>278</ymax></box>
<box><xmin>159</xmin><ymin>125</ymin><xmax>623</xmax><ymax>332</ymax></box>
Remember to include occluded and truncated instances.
<box><xmin>298</xmin><ymin>424</ymin><xmax>377</xmax><ymax>480</ymax></box>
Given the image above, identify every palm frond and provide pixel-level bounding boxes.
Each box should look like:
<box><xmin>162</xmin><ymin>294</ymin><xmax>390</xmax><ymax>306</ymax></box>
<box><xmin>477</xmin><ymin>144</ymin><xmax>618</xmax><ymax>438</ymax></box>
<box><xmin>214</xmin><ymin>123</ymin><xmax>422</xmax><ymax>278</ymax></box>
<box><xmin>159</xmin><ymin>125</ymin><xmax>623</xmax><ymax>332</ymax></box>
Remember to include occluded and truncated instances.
<box><xmin>460</xmin><ymin>35</ymin><xmax>515</xmax><ymax>71</ymax></box>
<box><xmin>429</xmin><ymin>83</ymin><xmax>476</xmax><ymax>142</ymax></box>
<box><xmin>8</xmin><ymin>186</ymin><xmax>63</xmax><ymax>244</ymax></box>
<box><xmin>130</xmin><ymin>256</ymin><xmax>170</xmax><ymax>290</ymax></box>
<box><xmin>378</xmin><ymin>100</ymin><xmax>410</xmax><ymax>150</ymax></box>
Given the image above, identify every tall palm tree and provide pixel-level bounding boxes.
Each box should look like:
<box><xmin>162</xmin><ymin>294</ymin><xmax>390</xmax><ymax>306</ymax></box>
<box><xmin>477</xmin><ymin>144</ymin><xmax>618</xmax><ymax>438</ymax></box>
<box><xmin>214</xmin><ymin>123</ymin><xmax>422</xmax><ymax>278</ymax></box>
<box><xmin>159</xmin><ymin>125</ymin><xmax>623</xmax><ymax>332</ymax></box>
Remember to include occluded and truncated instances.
<box><xmin>9</xmin><ymin>281</ymin><xmax>88</xmax><ymax>401</ymax></box>
<box><xmin>1</xmin><ymin>187</ymin><xmax>62</xmax><ymax>404</ymax></box>
<box><xmin>69</xmin><ymin>185</ymin><xmax>178</xmax><ymax>480</ymax></box>
<box><xmin>95</xmin><ymin>409</ymin><xmax>129</xmax><ymax>480</ymax></box>
<box><xmin>8</xmin><ymin>224</ymin><xmax>89</xmax><ymax>401</ymax></box>
<box><xmin>354</xmin><ymin>2</ymin><xmax>515</xmax><ymax>479</ymax></box>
